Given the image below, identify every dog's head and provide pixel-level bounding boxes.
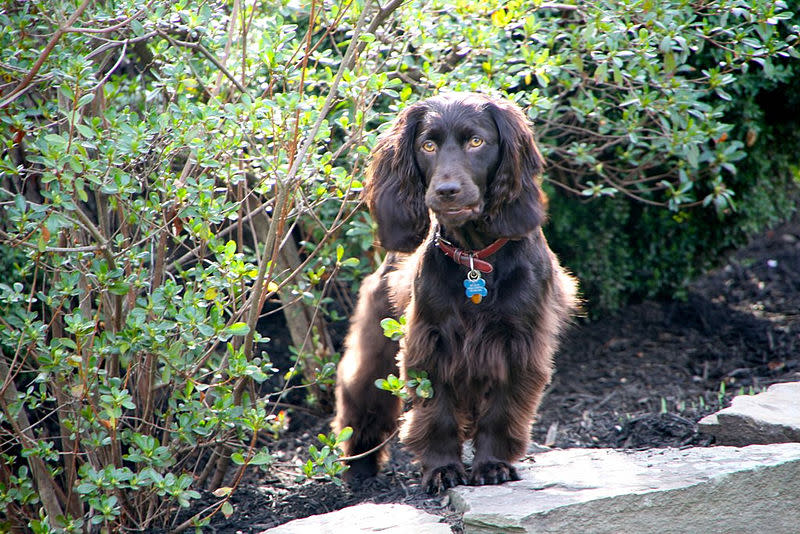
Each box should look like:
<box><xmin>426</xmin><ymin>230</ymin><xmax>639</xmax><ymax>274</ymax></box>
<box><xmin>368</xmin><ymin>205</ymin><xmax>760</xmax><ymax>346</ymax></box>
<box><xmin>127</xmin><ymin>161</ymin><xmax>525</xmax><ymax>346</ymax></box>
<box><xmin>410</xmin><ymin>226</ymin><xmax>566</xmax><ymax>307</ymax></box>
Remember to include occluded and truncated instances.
<box><xmin>364</xmin><ymin>92</ymin><xmax>546</xmax><ymax>252</ymax></box>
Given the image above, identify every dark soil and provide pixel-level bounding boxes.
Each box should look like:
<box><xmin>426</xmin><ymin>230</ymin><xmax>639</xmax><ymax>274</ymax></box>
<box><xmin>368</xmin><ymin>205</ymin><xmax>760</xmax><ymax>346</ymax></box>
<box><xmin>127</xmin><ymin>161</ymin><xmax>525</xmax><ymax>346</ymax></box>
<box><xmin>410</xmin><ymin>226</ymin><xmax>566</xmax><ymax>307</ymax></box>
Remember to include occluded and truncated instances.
<box><xmin>176</xmin><ymin>218</ymin><xmax>800</xmax><ymax>533</ymax></box>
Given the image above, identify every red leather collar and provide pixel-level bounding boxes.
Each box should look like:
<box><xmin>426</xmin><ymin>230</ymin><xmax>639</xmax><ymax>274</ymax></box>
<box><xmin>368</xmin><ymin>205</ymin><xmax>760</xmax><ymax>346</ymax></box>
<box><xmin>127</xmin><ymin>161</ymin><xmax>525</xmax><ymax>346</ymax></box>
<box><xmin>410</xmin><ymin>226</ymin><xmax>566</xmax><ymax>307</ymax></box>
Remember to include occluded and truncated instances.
<box><xmin>435</xmin><ymin>234</ymin><xmax>509</xmax><ymax>274</ymax></box>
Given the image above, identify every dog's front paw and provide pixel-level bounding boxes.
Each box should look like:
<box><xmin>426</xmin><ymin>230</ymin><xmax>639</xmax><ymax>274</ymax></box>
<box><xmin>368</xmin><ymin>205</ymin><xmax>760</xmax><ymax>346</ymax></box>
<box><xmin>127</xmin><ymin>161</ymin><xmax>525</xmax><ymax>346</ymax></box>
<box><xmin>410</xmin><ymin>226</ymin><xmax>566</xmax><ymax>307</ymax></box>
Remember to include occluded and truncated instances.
<box><xmin>470</xmin><ymin>460</ymin><xmax>520</xmax><ymax>486</ymax></box>
<box><xmin>422</xmin><ymin>463</ymin><xmax>467</xmax><ymax>494</ymax></box>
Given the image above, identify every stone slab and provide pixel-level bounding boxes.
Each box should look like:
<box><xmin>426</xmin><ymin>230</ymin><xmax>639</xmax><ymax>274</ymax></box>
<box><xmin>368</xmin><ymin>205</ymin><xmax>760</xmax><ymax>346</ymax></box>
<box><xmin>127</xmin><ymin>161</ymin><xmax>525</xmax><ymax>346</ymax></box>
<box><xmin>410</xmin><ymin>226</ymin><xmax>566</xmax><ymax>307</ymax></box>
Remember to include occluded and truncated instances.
<box><xmin>449</xmin><ymin>443</ymin><xmax>800</xmax><ymax>534</ymax></box>
<box><xmin>698</xmin><ymin>381</ymin><xmax>800</xmax><ymax>445</ymax></box>
<box><xmin>260</xmin><ymin>502</ymin><xmax>451</xmax><ymax>534</ymax></box>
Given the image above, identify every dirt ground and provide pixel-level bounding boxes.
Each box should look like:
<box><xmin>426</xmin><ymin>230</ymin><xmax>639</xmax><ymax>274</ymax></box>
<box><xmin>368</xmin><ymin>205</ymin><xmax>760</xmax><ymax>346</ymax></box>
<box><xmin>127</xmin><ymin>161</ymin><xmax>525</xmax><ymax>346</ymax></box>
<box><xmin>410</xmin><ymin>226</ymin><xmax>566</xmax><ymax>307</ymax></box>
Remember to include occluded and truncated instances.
<box><xmin>173</xmin><ymin>217</ymin><xmax>800</xmax><ymax>533</ymax></box>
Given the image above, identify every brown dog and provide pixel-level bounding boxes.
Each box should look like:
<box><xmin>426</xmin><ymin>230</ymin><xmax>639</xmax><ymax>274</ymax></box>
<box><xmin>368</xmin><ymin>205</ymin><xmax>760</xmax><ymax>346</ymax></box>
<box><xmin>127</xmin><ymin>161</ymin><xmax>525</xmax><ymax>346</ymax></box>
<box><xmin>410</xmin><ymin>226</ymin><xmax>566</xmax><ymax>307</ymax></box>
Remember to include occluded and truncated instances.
<box><xmin>333</xmin><ymin>92</ymin><xmax>576</xmax><ymax>493</ymax></box>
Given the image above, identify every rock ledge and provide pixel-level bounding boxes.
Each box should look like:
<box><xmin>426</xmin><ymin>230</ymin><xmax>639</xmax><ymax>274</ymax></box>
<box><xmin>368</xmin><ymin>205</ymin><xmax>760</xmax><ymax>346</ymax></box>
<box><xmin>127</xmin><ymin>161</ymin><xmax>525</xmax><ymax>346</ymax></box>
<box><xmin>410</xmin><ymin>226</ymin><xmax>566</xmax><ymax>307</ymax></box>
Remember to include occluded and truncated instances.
<box><xmin>698</xmin><ymin>381</ymin><xmax>800</xmax><ymax>445</ymax></box>
<box><xmin>260</xmin><ymin>502</ymin><xmax>451</xmax><ymax>533</ymax></box>
<box><xmin>449</xmin><ymin>443</ymin><xmax>800</xmax><ymax>534</ymax></box>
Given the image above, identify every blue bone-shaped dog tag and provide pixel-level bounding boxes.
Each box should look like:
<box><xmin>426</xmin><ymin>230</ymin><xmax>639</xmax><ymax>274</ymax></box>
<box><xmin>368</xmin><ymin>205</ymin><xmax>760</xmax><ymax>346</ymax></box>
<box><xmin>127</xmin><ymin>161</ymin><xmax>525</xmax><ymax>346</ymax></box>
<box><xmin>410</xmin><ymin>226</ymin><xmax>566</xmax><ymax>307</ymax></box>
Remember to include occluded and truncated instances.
<box><xmin>464</xmin><ymin>276</ymin><xmax>487</xmax><ymax>304</ymax></box>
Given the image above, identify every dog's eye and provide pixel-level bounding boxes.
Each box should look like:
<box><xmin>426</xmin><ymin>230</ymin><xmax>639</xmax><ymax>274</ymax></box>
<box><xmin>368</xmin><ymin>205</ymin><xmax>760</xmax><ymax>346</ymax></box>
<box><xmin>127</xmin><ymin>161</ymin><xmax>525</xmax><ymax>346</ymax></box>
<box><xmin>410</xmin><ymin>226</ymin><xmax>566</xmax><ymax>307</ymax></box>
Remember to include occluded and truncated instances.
<box><xmin>421</xmin><ymin>140</ymin><xmax>437</xmax><ymax>153</ymax></box>
<box><xmin>468</xmin><ymin>136</ymin><xmax>484</xmax><ymax>148</ymax></box>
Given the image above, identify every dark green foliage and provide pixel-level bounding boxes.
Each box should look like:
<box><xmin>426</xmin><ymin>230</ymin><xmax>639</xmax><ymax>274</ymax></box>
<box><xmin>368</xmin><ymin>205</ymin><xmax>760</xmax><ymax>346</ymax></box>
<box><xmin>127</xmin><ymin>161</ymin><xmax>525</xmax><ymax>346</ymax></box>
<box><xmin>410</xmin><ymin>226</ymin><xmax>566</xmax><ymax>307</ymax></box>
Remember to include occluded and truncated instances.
<box><xmin>546</xmin><ymin>52</ymin><xmax>800</xmax><ymax>312</ymax></box>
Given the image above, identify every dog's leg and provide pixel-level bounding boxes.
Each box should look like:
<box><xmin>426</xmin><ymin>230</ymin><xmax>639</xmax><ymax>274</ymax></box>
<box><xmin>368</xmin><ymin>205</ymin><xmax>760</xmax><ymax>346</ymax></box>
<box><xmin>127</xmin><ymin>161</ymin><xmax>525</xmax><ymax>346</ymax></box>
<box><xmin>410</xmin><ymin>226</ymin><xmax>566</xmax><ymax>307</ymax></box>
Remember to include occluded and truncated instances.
<box><xmin>470</xmin><ymin>365</ymin><xmax>550</xmax><ymax>486</ymax></box>
<box><xmin>333</xmin><ymin>268</ymin><xmax>403</xmax><ymax>481</ymax></box>
<box><xmin>399</xmin><ymin>301</ymin><xmax>468</xmax><ymax>493</ymax></box>
<box><xmin>400</xmin><ymin>387</ymin><xmax>467</xmax><ymax>494</ymax></box>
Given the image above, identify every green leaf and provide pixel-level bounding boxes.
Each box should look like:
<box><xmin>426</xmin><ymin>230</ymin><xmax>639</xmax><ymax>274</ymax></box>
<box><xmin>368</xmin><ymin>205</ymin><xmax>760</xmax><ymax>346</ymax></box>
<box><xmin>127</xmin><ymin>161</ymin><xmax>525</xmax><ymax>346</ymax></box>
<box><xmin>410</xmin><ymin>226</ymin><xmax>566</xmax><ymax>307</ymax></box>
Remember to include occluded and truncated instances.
<box><xmin>224</xmin><ymin>240</ymin><xmax>237</xmax><ymax>256</ymax></box>
<box><xmin>221</xmin><ymin>501</ymin><xmax>234</xmax><ymax>518</ymax></box>
<box><xmin>593</xmin><ymin>63</ymin><xmax>608</xmax><ymax>83</ymax></box>
<box><xmin>197</xmin><ymin>324</ymin><xmax>215</xmax><ymax>337</ymax></box>
<box><xmin>225</xmin><ymin>322</ymin><xmax>250</xmax><ymax>336</ymax></box>
<box><xmin>380</xmin><ymin>317</ymin><xmax>405</xmax><ymax>341</ymax></box>
<box><xmin>44</xmin><ymin>133</ymin><xmax>67</xmax><ymax>148</ymax></box>
<box><xmin>416</xmin><ymin>380</ymin><xmax>434</xmax><ymax>399</ymax></box>
<box><xmin>108</xmin><ymin>282</ymin><xmax>130</xmax><ymax>296</ymax></box>
<box><xmin>337</xmin><ymin>426</ymin><xmax>353</xmax><ymax>444</ymax></box>
<box><xmin>375</xmin><ymin>378</ymin><xmax>390</xmax><ymax>391</ymax></box>
<box><xmin>249</xmin><ymin>450</ymin><xmax>273</xmax><ymax>466</ymax></box>
<box><xmin>663</xmin><ymin>52</ymin><xmax>676</xmax><ymax>73</ymax></box>
<box><xmin>75</xmin><ymin>483</ymin><xmax>97</xmax><ymax>495</ymax></box>
<box><xmin>77</xmin><ymin>93</ymin><xmax>95</xmax><ymax>108</ymax></box>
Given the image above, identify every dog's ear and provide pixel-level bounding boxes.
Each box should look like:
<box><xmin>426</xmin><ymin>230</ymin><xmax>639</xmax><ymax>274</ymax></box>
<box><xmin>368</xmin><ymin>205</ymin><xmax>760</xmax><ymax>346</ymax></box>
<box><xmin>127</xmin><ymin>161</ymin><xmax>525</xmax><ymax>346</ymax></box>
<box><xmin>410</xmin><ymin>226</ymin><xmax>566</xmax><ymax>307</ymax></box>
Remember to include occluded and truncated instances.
<box><xmin>483</xmin><ymin>98</ymin><xmax>547</xmax><ymax>238</ymax></box>
<box><xmin>363</xmin><ymin>102</ymin><xmax>431</xmax><ymax>252</ymax></box>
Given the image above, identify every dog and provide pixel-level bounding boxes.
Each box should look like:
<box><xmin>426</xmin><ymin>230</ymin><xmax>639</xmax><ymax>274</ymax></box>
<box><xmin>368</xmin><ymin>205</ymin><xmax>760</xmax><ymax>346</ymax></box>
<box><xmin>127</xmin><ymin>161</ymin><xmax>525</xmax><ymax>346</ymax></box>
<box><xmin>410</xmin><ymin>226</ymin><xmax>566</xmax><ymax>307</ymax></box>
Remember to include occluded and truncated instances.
<box><xmin>333</xmin><ymin>92</ymin><xmax>576</xmax><ymax>493</ymax></box>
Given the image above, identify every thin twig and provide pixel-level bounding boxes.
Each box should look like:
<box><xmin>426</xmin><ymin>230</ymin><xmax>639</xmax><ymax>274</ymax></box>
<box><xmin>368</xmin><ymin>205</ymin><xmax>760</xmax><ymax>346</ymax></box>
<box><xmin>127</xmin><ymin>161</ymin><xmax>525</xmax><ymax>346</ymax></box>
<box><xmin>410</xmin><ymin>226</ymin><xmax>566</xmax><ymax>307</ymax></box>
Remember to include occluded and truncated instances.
<box><xmin>338</xmin><ymin>429</ymin><xmax>400</xmax><ymax>462</ymax></box>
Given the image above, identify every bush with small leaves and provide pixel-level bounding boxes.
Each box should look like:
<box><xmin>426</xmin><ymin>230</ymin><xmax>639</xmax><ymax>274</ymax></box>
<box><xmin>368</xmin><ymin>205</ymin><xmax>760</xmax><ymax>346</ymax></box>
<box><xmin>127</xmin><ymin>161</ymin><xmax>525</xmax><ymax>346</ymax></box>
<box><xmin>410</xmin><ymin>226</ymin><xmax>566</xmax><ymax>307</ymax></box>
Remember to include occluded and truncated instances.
<box><xmin>376</xmin><ymin>371</ymin><xmax>434</xmax><ymax>401</ymax></box>
<box><xmin>303</xmin><ymin>428</ymin><xmax>352</xmax><ymax>484</ymax></box>
<box><xmin>0</xmin><ymin>0</ymin><xmax>405</xmax><ymax>530</ymax></box>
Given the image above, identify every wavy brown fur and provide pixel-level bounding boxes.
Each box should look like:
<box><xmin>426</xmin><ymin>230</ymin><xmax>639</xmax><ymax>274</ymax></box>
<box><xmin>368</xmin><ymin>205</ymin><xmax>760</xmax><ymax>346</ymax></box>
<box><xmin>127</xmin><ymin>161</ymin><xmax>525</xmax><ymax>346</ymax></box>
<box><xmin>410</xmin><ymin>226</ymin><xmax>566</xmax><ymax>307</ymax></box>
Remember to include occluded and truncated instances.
<box><xmin>333</xmin><ymin>92</ymin><xmax>577</xmax><ymax>493</ymax></box>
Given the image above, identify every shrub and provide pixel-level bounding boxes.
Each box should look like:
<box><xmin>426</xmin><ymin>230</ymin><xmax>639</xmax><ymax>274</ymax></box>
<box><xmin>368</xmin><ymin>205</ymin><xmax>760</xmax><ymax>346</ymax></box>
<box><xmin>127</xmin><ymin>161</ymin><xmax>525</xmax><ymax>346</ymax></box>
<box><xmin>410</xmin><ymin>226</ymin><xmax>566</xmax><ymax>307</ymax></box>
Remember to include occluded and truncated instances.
<box><xmin>0</xmin><ymin>0</ymin><xmax>399</xmax><ymax>530</ymax></box>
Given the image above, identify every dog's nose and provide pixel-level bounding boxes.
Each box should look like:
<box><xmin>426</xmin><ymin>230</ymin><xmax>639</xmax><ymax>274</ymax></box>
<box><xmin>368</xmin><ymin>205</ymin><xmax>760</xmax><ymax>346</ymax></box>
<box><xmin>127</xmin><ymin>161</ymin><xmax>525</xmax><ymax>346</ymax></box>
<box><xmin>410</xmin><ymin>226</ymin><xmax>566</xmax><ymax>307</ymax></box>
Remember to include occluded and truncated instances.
<box><xmin>435</xmin><ymin>182</ymin><xmax>461</xmax><ymax>198</ymax></box>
